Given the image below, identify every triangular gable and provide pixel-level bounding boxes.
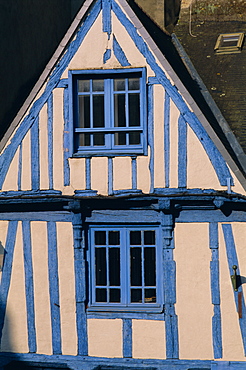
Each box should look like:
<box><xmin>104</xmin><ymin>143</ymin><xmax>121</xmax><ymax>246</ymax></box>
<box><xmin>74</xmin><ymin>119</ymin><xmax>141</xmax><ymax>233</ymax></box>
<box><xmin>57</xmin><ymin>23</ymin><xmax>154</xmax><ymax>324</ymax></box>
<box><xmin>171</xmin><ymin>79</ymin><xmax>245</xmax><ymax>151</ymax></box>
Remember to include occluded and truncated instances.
<box><xmin>0</xmin><ymin>0</ymin><xmax>242</xmax><ymax>195</ymax></box>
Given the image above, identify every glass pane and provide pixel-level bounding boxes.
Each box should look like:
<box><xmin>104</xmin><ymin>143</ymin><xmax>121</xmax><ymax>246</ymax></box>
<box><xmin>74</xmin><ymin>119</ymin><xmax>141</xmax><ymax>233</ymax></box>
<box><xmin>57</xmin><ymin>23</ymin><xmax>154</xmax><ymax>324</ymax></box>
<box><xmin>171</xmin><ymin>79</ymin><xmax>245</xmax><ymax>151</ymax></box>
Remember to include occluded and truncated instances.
<box><xmin>114</xmin><ymin>94</ymin><xmax>126</xmax><ymax>127</ymax></box>
<box><xmin>79</xmin><ymin>133</ymin><xmax>90</xmax><ymax>146</ymax></box>
<box><xmin>109</xmin><ymin>231</ymin><xmax>120</xmax><ymax>245</ymax></box>
<box><xmin>128</xmin><ymin>78</ymin><xmax>140</xmax><ymax>90</ymax></box>
<box><xmin>95</xmin><ymin>231</ymin><xmax>106</xmax><ymax>245</ymax></box>
<box><xmin>114</xmin><ymin>79</ymin><xmax>125</xmax><ymax>91</ymax></box>
<box><xmin>129</xmin><ymin>131</ymin><xmax>140</xmax><ymax>145</ymax></box>
<box><xmin>78</xmin><ymin>96</ymin><xmax>90</xmax><ymax>128</ymax></box>
<box><xmin>129</xmin><ymin>94</ymin><xmax>140</xmax><ymax>127</ymax></box>
<box><xmin>109</xmin><ymin>248</ymin><xmax>120</xmax><ymax>286</ymax></box>
<box><xmin>114</xmin><ymin>132</ymin><xmax>126</xmax><ymax>146</ymax></box>
<box><xmin>96</xmin><ymin>288</ymin><xmax>107</xmax><ymax>302</ymax></box>
<box><xmin>93</xmin><ymin>133</ymin><xmax>105</xmax><ymax>146</ymax></box>
<box><xmin>130</xmin><ymin>230</ymin><xmax>141</xmax><ymax>245</ymax></box>
<box><xmin>144</xmin><ymin>288</ymin><xmax>156</xmax><ymax>303</ymax></box>
<box><xmin>131</xmin><ymin>289</ymin><xmax>142</xmax><ymax>303</ymax></box>
<box><xmin>144</xmin><ymin>231</ymin><xmax>155</xmax><ymax>245</ymax></box>
<box><xmin>92</xmin><ymin>79</ymin><xmax>104</xmax><ymax>91</ymax></box>
<box><xmin>130</xmin><ymin>247</ymin><xmax>142</xmax><ymax>286</ymax></box>
<box><xmin>78</xmin><ymin>80</ymin><xmax>90</xmax><ymax>92</ymax></box>
<box><xmin>109</xmin><ymin>288</ymin><xmax>121</xmax><ymax>302</ymax></box>
<box><xmin>93</xmin><ymin>95</ymin><xmax>104</xmax><ymax>127</ymax></box>
<box><xmin>144</xmin><ymin>247</ymin><xmax>156</xmax><ymax>286</ymax></box>
<box><xmin>95</xmin><ymin>248</ymin><xmax>106</xmax><ymax>285</ymax></box>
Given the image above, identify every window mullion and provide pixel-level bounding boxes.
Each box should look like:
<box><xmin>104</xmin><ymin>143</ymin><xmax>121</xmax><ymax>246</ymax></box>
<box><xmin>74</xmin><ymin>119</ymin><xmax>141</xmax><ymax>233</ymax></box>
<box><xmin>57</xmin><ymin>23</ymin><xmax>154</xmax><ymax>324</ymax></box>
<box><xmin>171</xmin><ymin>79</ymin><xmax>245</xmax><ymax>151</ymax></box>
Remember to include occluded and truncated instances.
<box><xmin>125</xmin><ymin>79</ymin><xmax>129</xmax><ymax>146</ymax></box>
<box><xmin>104</xmin><ymin>79</ymin><xmax>111</xmax><ymax>149</ymax></box>
<box><xmin>121</xmin><ymin>228</ymin><xmax>128</xmax><ymax>305</ymax></box>
<box><xmin>141</xmin><ymin>233</ymin><xmax>145</xmax><ymax>304</ymax></box>
<box><xmin>89</xmin><ymin>80</ymin><xmax>93</xmax><ymax>146</ymax></box>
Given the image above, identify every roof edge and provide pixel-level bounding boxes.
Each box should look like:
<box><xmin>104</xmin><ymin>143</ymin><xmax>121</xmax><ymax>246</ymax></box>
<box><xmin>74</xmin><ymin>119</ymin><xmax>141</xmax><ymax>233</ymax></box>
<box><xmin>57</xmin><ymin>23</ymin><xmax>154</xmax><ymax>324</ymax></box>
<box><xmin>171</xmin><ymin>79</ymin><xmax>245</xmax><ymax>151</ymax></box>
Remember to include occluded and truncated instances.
<box><xmin>0</xmin><ymin>0</ymin><xmax>95</xmax><ymax>153</ymax></box>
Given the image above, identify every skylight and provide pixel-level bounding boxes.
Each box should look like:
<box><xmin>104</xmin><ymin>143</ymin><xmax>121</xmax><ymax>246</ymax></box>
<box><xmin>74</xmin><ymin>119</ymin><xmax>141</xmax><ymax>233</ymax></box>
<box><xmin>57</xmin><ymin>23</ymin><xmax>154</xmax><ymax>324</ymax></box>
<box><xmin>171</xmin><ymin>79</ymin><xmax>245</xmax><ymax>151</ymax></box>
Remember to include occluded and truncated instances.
<box><xmin>214</xmin><ymin>32</ymin><xmax>245</xmax><ymax>54</ymax></box>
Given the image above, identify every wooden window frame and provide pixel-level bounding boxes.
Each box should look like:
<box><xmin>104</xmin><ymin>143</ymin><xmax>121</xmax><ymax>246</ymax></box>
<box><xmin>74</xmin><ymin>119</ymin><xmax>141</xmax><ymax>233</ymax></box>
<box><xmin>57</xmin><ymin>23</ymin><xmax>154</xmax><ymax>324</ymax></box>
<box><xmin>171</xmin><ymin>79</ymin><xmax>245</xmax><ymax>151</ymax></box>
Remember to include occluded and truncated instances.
<box><xmin>87</xmin><ymin>225</ymin><xmax>163</xmax><ymax>313</ymax></box>
<box><xmin>69</xmin><ymin>68</ymin><xmax>147</xmax><ymax>157</ymax></box>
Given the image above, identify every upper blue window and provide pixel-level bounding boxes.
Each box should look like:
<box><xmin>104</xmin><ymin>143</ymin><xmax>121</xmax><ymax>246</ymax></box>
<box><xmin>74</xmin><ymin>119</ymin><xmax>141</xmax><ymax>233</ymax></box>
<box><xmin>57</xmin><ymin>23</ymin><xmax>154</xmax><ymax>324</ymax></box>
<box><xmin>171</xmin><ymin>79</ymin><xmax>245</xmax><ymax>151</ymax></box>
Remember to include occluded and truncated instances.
<box><xmin>88</xmin><ymin>226</ymin><xmax>163</xmax><ymax>313</ymax></box>
<box><xmin>69</xmin><ymin>68</ymin><xmax>147</xmax><ymax>156</ymax></box>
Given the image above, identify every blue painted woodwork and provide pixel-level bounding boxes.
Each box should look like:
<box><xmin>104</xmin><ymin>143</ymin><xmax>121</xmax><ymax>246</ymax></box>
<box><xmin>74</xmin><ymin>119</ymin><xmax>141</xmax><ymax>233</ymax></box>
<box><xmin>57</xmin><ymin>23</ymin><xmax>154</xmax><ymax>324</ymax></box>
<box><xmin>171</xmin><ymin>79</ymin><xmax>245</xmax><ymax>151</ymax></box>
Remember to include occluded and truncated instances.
<box><xmin>31</xmin><ymin>117</ymin><xmax>40</xmax><ymax>191</ymax></box>
<box><xmin>108</xmin><ymin>157</ymin><xmax>113</xmax><ymax>195</ymax></box>
<box><xmin>131</xmin><ymin>157</ymin><xmax>137</xmax><ymax>190</ymax></box>
<box><xmin>69</xmin><ymin>68</ymin><xmax>147</xmax><ymax>157</ymax></box>
<box><xmin>178</xmin><ymin>115</ymin><xmax>187</xmax><ymax>188</ymax></box>
<box><xmin>102</xmin><ymin>0</ymin><xmax>112</xmax><ymax>37</ymax></box>
<box><xmin>0</xmin><ymin>221</ymin><xmax>18</xmax><ymax>344</ymax></box>
<box><xmin>47</xmin><ymin>221</ymin><xmax>62</xmax><ymax>355</ymax></box>
<box><xmin>103</xmin><ymin>48</ymin><xmax>111</xmax><ymax>64</ymax></box>
<box><xmin>0</xmin><ymin>0</ymin><xmax>102</xmax><ymax>189</ymax></box>
<box><xmin>18</xmin><ymin>143</ymin><xmax>22</xmax><ymax>191</ymax></box>
<box><xmin>222</xmin><ymin>224</ymin><xmax>246</xmax><ymax>355</ymax></box>
<box><xmin>147</xmin><ymin>83</ymin><xmax>154</xmax><ymax>193</ymax></box>
<box><xmin>72</xmin><ymin>212</ymin><xmax>88</xmax><ymax>356</ymax></box>
<box><xmin>5</xmin><ymin>351</ymin><xmax>246</xmax><ymax>370</ymax></box>
<box><xmin>22</xmin><ymin>221</ymin><xmax>37</xmax><ymax>353</ymax></box>
<box><xmin>86</xmin><ymin>157</ymin><xmax>92</xmax><ymax>190</ymax></box>
<box><xmin>0</xmin><ymin>212</ymin><xmax>71</xmax><ymax>222</ymax></box>
<box><xmin>164</xmin><ymin>92</ymin><xmax>170</xmax><ymax>188</ymax></box>
<box><xmin>112</xmin><ymin>0</ymin><xmax>233</xmax><ymax>187</ymax></box>
<box><xmin>209</xmin><ymin>223</ymin><xmax>222</xmax><ymax>359</ymax></box>
<box><xmin>0</xmin><ymin>0</ymin><xmax>233</xmax><ymax>193</ymax></box>
<box><xmin>160</xmin><ymin>212</ymin><xmax>178</xmax><ymax>359</ymax></box>
<box><xmin>113</xmin><ymin>35</ymin><xmax>130</xmax><ymax>66</ymax></box>
<box><xmin>123</xmin><ymin>318</ymin><xmax>132</xmax><ymax>358</ymax></box>
<box><xmin>88</xmin><ymin>226</ymin><xmax>162</xmax><ymax>312</ymax></box>
<box><xmin>47</xmin><ymin>96</ymin><xmax>54</xmax><ymax>189</ymax></box>
<box><xmin>57</xmin><ymin>79</ymin><xmax>68</xmax><ymax>88</ymax></box>
<box><xmin>63</xmin><ymin>88</ymin><xmax>70</xmax><ymax>186</ymax></box>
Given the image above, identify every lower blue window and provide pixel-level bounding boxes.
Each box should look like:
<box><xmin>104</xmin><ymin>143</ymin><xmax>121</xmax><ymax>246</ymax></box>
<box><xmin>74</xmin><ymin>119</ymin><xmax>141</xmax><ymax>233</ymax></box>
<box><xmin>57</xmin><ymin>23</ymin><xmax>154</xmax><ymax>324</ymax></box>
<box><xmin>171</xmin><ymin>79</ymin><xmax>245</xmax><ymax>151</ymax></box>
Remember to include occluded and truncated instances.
<box><xmin>88</xmin><ymin>226</ymin><xmax>162</xmax><ymax>312</ymax></box>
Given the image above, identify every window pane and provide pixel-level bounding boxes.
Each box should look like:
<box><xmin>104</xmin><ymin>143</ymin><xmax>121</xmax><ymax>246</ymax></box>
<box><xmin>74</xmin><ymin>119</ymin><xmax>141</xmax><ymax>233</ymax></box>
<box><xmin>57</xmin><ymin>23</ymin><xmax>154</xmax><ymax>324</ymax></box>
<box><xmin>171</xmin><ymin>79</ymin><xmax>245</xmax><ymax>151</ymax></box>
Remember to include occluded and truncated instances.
<box><xmin>144</xmin><ymin>288</ymin><xmax>156</xmax><ymax>303</ymax></box>
<box><xmin>114</xmin><ymin>94</ymin><xmax>126</xmax><ymax>127</ymax></box>
<box><xmin>95</xmin><ymin>231</ymin><xmax>106</xmax><ymax>245</ymax></box>
<box><xmin>130</xmin><ymin>247</ymin><xmax>142</xmax><ymax>286</ymax></box>
<box><xmin>78</xmin><ymin>79</ymin><xmax>90</xmax><ymax>92</ymax></box>
<box><xmin>78</xmin><ymin>96</ymin><xmax>90</xmax><ymax>128</ymax></box>
<box><xmin>144</xmin><ymin>247</ymin><xmax>156</xmax><ymax>286</ymax></box>
<box><xmin>131</xmin><ymin>289</ymin><xmax>142</xmax><ymax>303</ymax></box>
<box><xmin>129</xmin><ymin>132</ymin><xmax>140</xmax><ymax>145</ymax></box>
<box><xmin>79</xmin><ymin>133</ymin><xmax>90</xmax><ymax>146</ymax></box>
<box><xmin>110</xmin><ymin>288</ymin><xmax>121</xmax><ymax>303</ymax></box>
<box><xmin>114</xmin><ymin>79</ymin><xmax>125</xmax><ymax>91</ymax></box>
<box><xmin>96</xmin><ymin>288</ymin><xmax>107</xmax><ymax>302</ymax></box>
<box><xmin>95</xmin><ymin>248</ymin><xmax>106</xmax><ymax>285</ymax></box>
<box><xmin>109</xmin><ymin>231</ymin><xmax>120</xmax><ymax>245</ymax></box>
<box><xmin>93</xmin><ymin>133</ymin><xmax>105</xmax><ymax>146</ymax></box>
<box><xmin>114</xmin><ymin>132</ymin><xmax>126</xmax><ymax>146</ymax></box>
<box><xmin>93</xmin><ymin>95</ymin><xmax>104</xmax><ymax>128</ymax></box>
<box><xmin>128</xmin><ymin>78</ymin><xmax>140</xmax><ymax>90</ymax></box>
<box><xmin>92</xmin><ymin>79</ymin><xmax>104</xmax><ymax>91</ymax></box>
<box><xmin>129</xmin><ymin>94</ymin><xmax>140</xmax><ymax>127</ymax></box>
<box><xmin>130</xmin><ymin>231</ymin><xmax>141</xmax><ymax>245</ymax></box>
<box><xmin>109</xmin><ymin>248</ymin><xmax>120</xmax><ymax>286</ymax></box>
<box><xmin>144</xmin><ymin>230</ymin><xmax>155</xmax><ymax>245</ymax></box>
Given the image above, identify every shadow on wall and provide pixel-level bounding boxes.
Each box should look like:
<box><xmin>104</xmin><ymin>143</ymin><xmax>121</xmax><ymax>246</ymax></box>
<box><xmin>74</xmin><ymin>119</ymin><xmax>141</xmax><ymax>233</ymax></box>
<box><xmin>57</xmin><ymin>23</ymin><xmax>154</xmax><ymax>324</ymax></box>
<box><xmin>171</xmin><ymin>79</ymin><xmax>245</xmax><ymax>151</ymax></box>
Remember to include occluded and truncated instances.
<box><xmin>0</xmin><ymin>306</ymin><xmax>20</xmax><ymax>369</ymax></box>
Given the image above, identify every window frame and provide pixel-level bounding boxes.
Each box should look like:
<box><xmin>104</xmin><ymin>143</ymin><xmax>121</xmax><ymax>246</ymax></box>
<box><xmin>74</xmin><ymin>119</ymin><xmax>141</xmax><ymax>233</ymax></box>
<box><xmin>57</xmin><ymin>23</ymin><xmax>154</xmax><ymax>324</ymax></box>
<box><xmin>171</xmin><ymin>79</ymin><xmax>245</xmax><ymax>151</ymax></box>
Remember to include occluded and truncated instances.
<box><xmin>214</xmin><ymin>32</ymin><xmax>245</xmax><ymax>54</ymax></box>
<box><xmin>87</xmin><ymin>225</ymin><xmax>163</xmax><ymax>313</ymax></box>
<box><xmin>68</xmin><ymin>68</ymin><xmax>147</xmax><ymax>157</ymax></box>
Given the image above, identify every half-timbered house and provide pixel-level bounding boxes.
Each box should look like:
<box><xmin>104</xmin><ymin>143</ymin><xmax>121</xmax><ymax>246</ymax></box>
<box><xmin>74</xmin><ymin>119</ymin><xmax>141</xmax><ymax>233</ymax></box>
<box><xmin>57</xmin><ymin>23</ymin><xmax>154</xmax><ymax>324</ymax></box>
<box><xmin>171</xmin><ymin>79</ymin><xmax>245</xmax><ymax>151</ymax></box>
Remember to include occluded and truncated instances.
<box><xmin>1</xmin><ymin>0</ymin><xmax>246</xmax><ymax>369</ymax></box>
